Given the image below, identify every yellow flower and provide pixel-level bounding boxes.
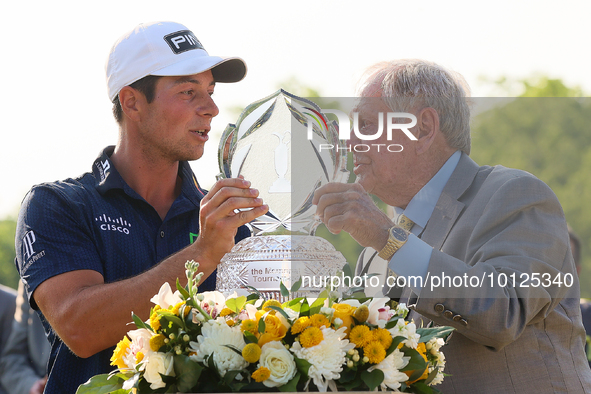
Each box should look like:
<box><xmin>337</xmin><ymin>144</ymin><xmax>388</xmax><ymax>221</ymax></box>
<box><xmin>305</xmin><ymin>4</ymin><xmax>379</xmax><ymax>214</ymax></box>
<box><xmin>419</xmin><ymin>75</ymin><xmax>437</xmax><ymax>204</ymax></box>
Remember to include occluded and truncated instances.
<box><xmin>258</xmin><ymin>314</ymin><xmax>287</xmax><ymax>347</ymax></box>
<box><xmin>241</xmin><ymin>319</ymin><xmax>258</xmax><ymax>335</ymax></box>
<box><xmin>136</xmin><ymin>351</ymin><xmax>145</xmax><ymax>363</ymax></box>
<box><xmin>252</xmin><ymin>366</ymin><xmax>271</xmax><ymax>382</ymax></box>
<box><xmin>363</xmin><ymin>341</ymin><xmax>386</xmax><ymax>364</ymax></box>
<box><xmin>262</xmin><ymin>299</ymin><xmax>282</xmax><ymax>314</ymax></box>
<box><xmin>291</xmin><ymin>316</ymin><xmax>311</xmax><ymax>335</ymax></box>
<box><xmin>405</xmin><ymin>342</ymin><xmax>429</xmax><ymax>383</ymax></box>
<box><xmin>220</xmin><ymin>307</ymin><xmax>235</xmax><ymax>317</ymax></box>
<box><xmin>110</xmin><ymin>336</ymin><xmax>131</xmax><ymax>369</ymax></box>
<box><xmin>373</xmin><ymin>328</ymin><xmax>393</xmax><ymax>349</ymax></box>
<box><xmin>310</xmin><ymin>313</ymin><xmax>330</xmax><ymax>329</ymax></box>
<box><xmin>171</xmin><ymin>301</ymin><xmax>188</xmax><ymax>317</ymax></box>
<box><xmin>299</xmin><ymin>327</ymin><xmax>323</xmax><ymax>348</ymax></box>
<box><xmin>332</xmin><ymin>303</ymin><xmax>357</xmax><ymax>333</ymax></box>
<box><xmin>354</xmin><ymin>305</ymin><xmax>370</xmax><ymax>323</ymax></box>
<box><xmin>349</xmin><ymin>325</ymin><xmax>372</xmax><ymax>348</ymax></box>
<box><xmin>242</xmin><ymin>343</ymin><xmax>262</xmax><ymax>363</ymax></box>
<box><xmin>226</xmin><ymin>319</ymin><xmax>236</xmax><ymax>327</ymax></box>
<box><xmin>149</xmin><ymin>310</ymin><xmax>161</xmax><ymax>331</ymax></box>
<box><xmin>149</xmin><ymin>334</ymin><xmax>166</xmax><ymax>352</ymax></box>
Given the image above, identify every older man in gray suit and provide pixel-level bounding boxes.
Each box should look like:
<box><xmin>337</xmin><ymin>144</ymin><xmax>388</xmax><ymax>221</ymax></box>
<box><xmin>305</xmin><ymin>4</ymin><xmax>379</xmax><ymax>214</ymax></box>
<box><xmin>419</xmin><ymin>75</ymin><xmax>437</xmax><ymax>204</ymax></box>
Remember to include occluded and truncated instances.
<box><xmin>313</xmin><ymin>59</ymin><xmax>591</xmax><ymax>393</ymax></box>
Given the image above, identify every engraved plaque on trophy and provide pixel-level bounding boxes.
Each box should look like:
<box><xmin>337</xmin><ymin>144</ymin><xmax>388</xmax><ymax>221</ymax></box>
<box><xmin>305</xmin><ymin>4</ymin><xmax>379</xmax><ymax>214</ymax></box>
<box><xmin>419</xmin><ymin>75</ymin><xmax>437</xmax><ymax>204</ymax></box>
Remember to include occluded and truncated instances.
<box><xmin>215</xmin><ymin>90</ymin><xmax>349</xmax><ymax>299</ymax></box>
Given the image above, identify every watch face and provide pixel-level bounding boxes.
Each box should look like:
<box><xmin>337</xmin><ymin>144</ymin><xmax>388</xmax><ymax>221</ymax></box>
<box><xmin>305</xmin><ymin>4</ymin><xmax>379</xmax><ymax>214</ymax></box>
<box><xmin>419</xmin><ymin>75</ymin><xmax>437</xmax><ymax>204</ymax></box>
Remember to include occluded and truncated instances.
<box><xmin>391</xmin><ymin>226</ymin><xmax>408</xmax><ymax>241</ymax></box>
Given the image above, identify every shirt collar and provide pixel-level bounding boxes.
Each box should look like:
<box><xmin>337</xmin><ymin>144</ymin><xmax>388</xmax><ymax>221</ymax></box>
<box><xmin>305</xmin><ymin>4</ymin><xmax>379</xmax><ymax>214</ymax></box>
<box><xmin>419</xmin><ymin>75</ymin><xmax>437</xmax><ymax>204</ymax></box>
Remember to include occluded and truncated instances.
<box><xmin>93</xmin><ymin>146</ymin><xmax>123</xmax><ymax>195</ymax></box>
<box><xmin>397</xmin><ymin>150</ymin><xmax>461</xmax><ymax>230</ymax></box>
<box><xmin>93</xmin><ymin>146</ymin><xmax>206</xmax><ymax>206</ymax></box>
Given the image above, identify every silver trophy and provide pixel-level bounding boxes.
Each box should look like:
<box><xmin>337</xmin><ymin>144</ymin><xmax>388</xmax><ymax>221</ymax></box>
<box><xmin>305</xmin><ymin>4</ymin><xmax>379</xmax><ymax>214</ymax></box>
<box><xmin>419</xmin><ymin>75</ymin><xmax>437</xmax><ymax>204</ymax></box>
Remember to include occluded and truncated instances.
<box><xmin>215</xmin><ymin>90</ymin><xmax>349</xmax><ymax>300</ymax></box>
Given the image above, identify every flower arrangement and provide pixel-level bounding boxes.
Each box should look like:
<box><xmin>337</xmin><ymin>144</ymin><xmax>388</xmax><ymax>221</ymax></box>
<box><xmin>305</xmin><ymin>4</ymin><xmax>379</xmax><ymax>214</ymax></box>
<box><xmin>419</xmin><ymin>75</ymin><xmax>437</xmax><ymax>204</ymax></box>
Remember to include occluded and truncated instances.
<box><xmin>77</xmin><ymin>261</ymin><xmax>453</xmax><ymax>394</ymax></box>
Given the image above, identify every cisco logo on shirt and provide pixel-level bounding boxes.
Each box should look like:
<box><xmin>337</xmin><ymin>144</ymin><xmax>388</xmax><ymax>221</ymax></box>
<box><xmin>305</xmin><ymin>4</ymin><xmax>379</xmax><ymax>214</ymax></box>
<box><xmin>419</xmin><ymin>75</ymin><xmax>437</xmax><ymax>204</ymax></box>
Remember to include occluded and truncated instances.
<box><xmin>96</xmin><ymin>214</ymin><xmax>132</xmax><ymax>235</ymax></box>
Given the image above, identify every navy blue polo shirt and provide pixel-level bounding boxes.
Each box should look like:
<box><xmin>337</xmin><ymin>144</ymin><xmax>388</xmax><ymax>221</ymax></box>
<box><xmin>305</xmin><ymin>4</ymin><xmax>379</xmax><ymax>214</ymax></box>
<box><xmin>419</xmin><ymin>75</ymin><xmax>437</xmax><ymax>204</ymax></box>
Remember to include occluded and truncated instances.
<box><xmin>15</xmin><ymin>146</ymin><xmax>249</xmax><ymax>394</ymax></box>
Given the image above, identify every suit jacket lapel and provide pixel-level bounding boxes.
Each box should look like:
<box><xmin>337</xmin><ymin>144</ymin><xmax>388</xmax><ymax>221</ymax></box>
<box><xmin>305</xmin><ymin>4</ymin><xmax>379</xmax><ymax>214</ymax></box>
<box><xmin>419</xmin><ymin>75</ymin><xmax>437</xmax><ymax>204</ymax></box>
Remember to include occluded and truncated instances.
<box><xmin>421</xmin><ymin>153</ymin><xmax>479</xmax><ymax>250</ymax></box>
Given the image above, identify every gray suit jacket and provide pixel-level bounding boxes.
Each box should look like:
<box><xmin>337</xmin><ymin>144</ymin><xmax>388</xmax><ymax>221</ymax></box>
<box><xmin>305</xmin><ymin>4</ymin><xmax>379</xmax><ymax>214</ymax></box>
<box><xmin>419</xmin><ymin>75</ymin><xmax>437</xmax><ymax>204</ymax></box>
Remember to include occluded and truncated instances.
<box><xmin>0</xmin><ymin>284</ymin><xmax>16</xmax><ymax>394</ymax></box>
<box><xmin>359</xmin><ymin>153</ymin><xmax>591</xmax><ymax>393</ymax></box>
<box><xmin>0</xmin><ymin>281</ymin><xmax>49</xmax><ymax>394</ymax></box>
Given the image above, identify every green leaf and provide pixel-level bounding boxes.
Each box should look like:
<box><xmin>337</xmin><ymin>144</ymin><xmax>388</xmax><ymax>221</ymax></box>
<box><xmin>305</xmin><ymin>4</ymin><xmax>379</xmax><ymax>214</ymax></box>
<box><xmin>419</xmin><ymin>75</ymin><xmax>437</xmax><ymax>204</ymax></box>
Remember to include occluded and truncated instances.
<box><xmin>408</xmin><ymin>380</ymin><xmax>438</xmax><ymax>394</ymax></box>
<box><xmin>246</xmin><ymin>293</ymin><xmax>260</xmax><ymax>302</ymax></box>
<box><xmin>407</xmin><ymin>366</ymin><xmax>427</xmax><ymax>384</ymax></box>
<box><xmin>400</xmin><ymin>347</ymin><xmax>428</xmax><ymax>372</ymax></box>
<box><xmin>278</xmin><ymin>372</ymin><xmax>301</xmax><ymax>392</ymax></box>
<box><xmin>131</xmin><ymin>313</ymin><xmax>152</xmax><ymax>332</ymax></box>
<box><xmin>243</xmin><ymin>331</ymin><xmax>259</xmax><ymax>344</ymax></box>
<box><xmin>176</xmin><ymin>278</ymin><xmax>190</xmax><ymax>300</ymax></box>
<box><xmin>294</xmin><ymin>356</ymin><xmax>312</xmax><ymax>377</ymax></box>
<box><xmin>222</xmin><ymin>370</ymin><xmax>243</xmax><ymax>387</ymax></box>
<box><xmin>299</xmin><ymin>298</ymin><xmax>310</xmax><ymax>317</ymax></box>
<box><xmin>223</xmin><ymin>344</ymin><xmax>243</xmax><ymax>357</ymax></box>
<box><xmin>280</xmin><ymin>281</ymin><xmax>290</xmax><ymax>298</ymax></box>
<box><xmin>423</xmin><ymin>366</ymin><xmax>440</xmax><ymax>386</ymax></box>
<box><xmin>416</xmin><ymin>326</ymin><xmax>455</xmax><ymax>343</ymax></box>
<box><xmin>268</xmin><ymin>305</ymin><xmax>291</xmax><ymax>321</ymax></box>
<box><xmin>245</xmin><ymin>286</ymin><xmax>262</xmax><ymax>297</ymax></box>
<box><xmin>385</xmin><ymin>316</ymin><xmax>404</xmax><ymax>330</ymax></box>
<box><xmin>258</xmin><ymin>315</ymin><xmax>267</xmax><ymax>333</ymax></box>
<box><xmin>160</xmin><ymin>313</ymin><xmax>185</xmax><ymax>330</ymax></box>
<box><xmin>361</xmin><ymin>369</ymin><xmax>384</xmax><ymax>391</ymax></box>
<box><xmin>173</xmin><ymin>355</ymin><xmax>202</xmax><ymax>392</ymax></box>
<box><xmin>225</xmin><ymin>296</ymin><xmax>247</xmax><ymax>313</ymax></box>
<box><xmin>385</xmin><ymin>335</ymin><xmax>406</xmax><ymax>357</ymax></box>
<box><xmin>285</xmin><ymin>297</ymin><xmax>305</xmax><ymax>312</ymax></box>
<box><xmin>75</xmin><ymin>373</ymin><xmax>128</xmax><ymax>394</ymax></box>
<box><xmin>309</xmin><ymin>294</ymin><xmax>327</xmax><ymax>315</ymax></box>
<box><xmin>290</xmin><ymin>278</ymin><xmax>303</xmax><ymax>293</ymax></box>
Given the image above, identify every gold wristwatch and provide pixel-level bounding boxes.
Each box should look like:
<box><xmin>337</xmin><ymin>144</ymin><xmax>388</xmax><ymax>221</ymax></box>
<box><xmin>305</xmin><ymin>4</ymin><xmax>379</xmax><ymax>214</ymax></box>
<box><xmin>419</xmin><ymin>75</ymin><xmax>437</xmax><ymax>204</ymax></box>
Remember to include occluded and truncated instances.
<box><xmin>378</xmin><ymin>226</ymin><xmax>409</xmax><ymax>260</ymax></box>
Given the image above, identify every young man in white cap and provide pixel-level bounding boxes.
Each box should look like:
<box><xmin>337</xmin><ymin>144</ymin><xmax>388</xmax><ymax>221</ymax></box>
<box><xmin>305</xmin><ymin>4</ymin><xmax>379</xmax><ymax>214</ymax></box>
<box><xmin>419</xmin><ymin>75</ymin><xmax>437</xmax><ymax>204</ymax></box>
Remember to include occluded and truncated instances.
<box><xmin>14</xmin><ymin>21</ymin><xmax>268</xmax><ymax>393</ymax></box>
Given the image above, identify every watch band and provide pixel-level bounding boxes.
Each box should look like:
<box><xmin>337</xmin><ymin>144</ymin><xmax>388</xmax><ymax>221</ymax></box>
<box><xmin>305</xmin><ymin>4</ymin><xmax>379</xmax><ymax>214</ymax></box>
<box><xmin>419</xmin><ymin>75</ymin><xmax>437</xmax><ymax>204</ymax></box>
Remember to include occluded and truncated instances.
<box><xmin>378</xmin><ymin>226</ymin><xmax>408</xmax><ymax>260</ymax></box>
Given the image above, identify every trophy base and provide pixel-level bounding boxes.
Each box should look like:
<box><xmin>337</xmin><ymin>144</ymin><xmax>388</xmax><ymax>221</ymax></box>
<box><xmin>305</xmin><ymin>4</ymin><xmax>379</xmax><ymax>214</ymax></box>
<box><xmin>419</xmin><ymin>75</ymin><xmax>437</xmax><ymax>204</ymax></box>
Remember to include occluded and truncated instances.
<box><xmin>216</xmin><ymin>235</ymin><xmax>347</xmax><ymax>301</ymax></box>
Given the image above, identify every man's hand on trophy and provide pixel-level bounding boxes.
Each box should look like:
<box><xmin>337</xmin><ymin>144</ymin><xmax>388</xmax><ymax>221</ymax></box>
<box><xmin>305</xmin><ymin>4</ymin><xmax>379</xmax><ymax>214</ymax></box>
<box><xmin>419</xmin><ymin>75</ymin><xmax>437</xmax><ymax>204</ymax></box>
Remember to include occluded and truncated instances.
<box><xmin>195</xmin><ymin>177</ymin><xmax>269</xmax><ymax>265</ymax></box>
<box><xmin>313</xmin><ymin>182</ymin><xmax>393</xmax><ymax>251</ymax></box>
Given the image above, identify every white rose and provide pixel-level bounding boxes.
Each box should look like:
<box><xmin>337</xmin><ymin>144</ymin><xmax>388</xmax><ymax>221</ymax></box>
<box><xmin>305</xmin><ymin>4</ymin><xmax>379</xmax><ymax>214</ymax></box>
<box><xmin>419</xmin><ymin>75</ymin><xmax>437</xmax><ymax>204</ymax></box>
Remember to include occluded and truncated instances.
<box><xmin>143</xmin><ymin>352</ymin><xmax>175</xmax><ymax>390</ymax></box>
<box><xmin>258</xmin><ymin>341</ymin><xmax>297</xmax><ymax>387</ymax></box>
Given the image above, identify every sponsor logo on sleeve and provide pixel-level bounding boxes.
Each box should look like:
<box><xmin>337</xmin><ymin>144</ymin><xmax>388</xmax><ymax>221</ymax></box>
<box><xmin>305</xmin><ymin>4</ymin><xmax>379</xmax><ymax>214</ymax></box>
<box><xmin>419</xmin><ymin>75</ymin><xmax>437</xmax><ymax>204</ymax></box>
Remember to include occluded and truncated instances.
<box><xmin>21</xmin><ymin>231</ymin><xmax>45</xmax><ymax>270</ymax></box>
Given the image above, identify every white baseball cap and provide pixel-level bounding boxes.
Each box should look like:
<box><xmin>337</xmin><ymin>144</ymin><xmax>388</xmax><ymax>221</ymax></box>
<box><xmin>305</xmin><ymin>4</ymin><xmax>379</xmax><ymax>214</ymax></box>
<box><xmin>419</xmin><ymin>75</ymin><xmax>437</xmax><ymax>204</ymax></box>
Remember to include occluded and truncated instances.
<box><xmin>106</xmin><ymin>21</ymin><xmax>247</xmax><ymax>101</ymax></box>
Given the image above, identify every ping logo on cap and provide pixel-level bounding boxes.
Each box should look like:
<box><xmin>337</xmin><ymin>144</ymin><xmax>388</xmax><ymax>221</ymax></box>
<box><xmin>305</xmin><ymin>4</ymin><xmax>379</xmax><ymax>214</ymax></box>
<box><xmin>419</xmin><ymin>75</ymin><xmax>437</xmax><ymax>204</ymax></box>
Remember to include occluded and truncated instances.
<box><xmin>164</xmin><ymin>30</ymin><xmax>204</xmax><ymax>54</ymax></box>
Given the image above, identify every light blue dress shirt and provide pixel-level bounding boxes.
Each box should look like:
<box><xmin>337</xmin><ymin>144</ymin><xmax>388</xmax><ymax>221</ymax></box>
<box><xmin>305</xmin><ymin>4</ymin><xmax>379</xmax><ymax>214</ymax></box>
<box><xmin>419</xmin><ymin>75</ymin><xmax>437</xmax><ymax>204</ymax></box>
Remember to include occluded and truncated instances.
<box><xmin>388</xmin><ymin>150</ymin><xmax>461</xmax><ymax>294</ymax></box>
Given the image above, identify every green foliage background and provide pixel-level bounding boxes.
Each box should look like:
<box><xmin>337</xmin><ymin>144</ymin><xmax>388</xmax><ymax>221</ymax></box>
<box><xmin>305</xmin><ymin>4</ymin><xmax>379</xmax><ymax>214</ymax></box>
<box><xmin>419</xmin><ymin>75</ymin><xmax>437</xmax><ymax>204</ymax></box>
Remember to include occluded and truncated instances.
<box><xmin>0</xmin><ymin>219</ymin><xmax>19</xmax><ymax>289</ymax></box>
<box><xmin>469</xmin><ymin>79</ymin><xmax>591</xmax><ymax>297</ymax></box>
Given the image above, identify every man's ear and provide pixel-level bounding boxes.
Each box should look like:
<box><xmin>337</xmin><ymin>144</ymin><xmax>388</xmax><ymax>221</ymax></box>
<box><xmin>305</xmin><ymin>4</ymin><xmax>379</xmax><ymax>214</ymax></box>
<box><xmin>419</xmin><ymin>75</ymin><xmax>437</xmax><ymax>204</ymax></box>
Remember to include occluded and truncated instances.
<box><xmin>414</xmin><ymin>107</ymin><xmax>440</xmax><ymax>155</ymax></box>
<box><xmin>119</xmin><ymin>86</ymin><xmax>143</xmax><ymax>122</ymax></box>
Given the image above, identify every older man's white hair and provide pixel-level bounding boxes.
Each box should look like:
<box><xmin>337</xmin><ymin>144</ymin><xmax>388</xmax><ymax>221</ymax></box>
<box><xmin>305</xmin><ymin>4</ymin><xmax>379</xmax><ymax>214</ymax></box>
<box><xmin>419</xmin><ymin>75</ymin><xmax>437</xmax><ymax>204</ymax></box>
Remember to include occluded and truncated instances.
<box><xmin>358</xmin><ymin>59</ymin><xmax>472</xmax><ymax>155</ymax></box>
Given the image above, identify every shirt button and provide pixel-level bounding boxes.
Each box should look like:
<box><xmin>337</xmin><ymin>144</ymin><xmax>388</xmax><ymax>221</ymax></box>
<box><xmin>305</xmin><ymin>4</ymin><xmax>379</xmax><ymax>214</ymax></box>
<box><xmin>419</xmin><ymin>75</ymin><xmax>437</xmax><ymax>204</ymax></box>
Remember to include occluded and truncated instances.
<box><xmin>460</xmin><ymin>318</ymin><xmax>468</xmax><ymax>327</ymax></box>
<box><xmin>160</xmin><ymin>231</ymin><xmax>165</xmax><ymax>238</ymax></box>
<box><xmin>443</xmin><ymin>310</ymin><xmax>454</xmax><ymax>319</ymax></box>
<box><xmin>434</xmin><ymin>303</ymin><xmax>445</xmax><ymax>313</ymax></box>
<box><xmin>453</xmin><ymin>314</ymin><xmax>462</xmax><ymax>322</ymax></box>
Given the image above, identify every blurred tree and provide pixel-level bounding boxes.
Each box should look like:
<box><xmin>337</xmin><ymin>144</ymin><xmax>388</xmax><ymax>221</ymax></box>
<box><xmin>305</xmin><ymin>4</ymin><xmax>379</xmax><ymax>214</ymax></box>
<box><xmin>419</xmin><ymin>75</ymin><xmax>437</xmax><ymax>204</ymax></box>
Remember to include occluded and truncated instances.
<box><xmin>471</xmin><ymin>76</ymin><xmax>591</xmax><ymax>297</ymax></box>
<box><xmin>0</xmin><ymin>219</ymin><xmax>19</xmax><ymax>289</ymax></box>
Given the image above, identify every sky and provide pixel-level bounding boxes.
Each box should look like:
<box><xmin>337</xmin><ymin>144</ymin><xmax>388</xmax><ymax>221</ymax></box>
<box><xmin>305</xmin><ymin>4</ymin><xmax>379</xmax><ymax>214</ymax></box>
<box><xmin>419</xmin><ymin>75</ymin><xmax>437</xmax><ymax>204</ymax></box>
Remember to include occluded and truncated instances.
<box><xmin>1</xmin><ymin>0</ymin><xmax>590</xmax><ymax>219</ymax></box>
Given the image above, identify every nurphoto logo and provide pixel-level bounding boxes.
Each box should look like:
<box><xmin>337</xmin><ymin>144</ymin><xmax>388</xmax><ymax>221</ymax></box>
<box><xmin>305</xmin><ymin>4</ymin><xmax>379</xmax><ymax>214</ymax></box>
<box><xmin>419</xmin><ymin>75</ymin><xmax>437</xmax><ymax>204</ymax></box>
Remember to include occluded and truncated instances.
<box><xmin>304</xmin><ymin>108</ymin><xmax>417</xmax><ymax>153</ymax></box>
